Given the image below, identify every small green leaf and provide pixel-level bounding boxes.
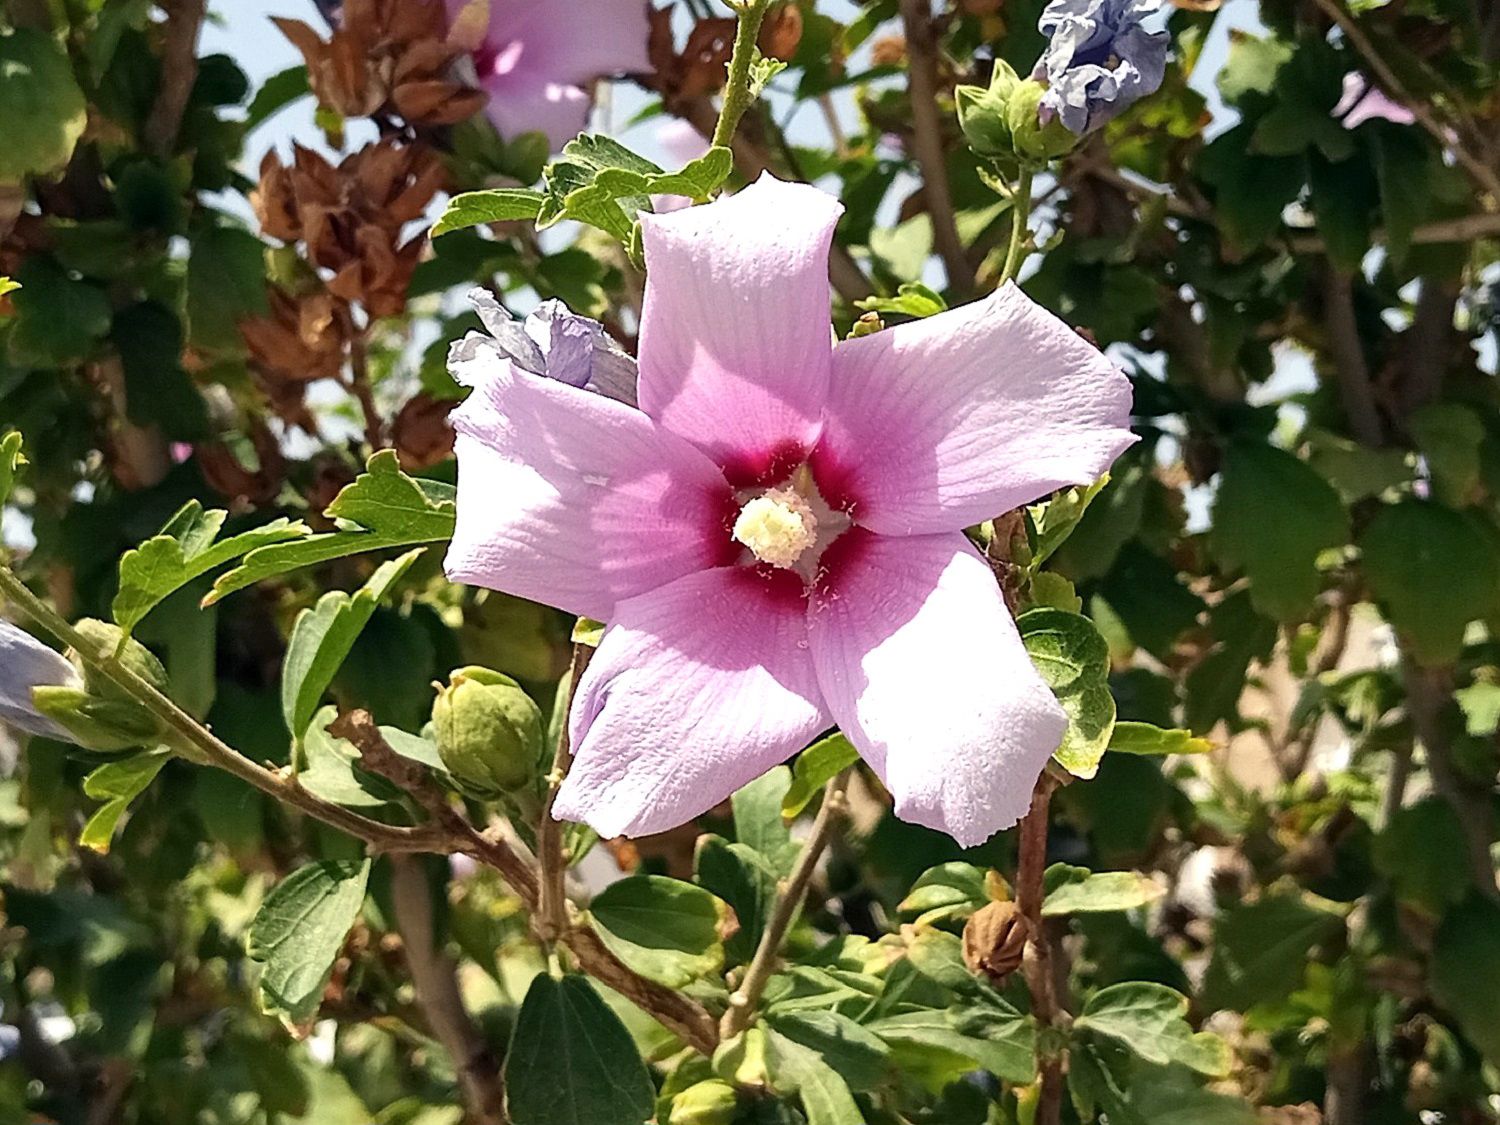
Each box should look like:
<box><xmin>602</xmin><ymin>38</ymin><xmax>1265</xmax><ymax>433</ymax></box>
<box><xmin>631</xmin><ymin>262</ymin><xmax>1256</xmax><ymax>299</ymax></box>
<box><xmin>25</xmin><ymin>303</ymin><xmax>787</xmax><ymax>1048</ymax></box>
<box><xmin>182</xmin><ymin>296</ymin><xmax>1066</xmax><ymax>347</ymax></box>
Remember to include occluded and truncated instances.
<box><xmin>247</xmin><ymin>858</ymin><xmax>371</xmax><ymax>1032</ymax></box>
<box><xmin>783</xmin><ymin>732</ymin><xmax>859</xmax><ymax>818</ymax></box>
<box><xmin>281</xmin><ymin>550</ymin><xmax>422</xmax><ymax>739</ymax></box>
<box><xmin>1029</xmin><ymin>475</ymin><xmax>1111</xmax><ymax>566</ymax></box>
<box><xmin>0</xmin><ymin>276</ymin><xmax>17</xmax><ymax>297</ymax></box>
<box><xmin>506</xmin><ymin>974</ymin><xmax>655</xmax><ymax>1125</ymax></box>
<box><xmin>1456</xmin><ymin>680</ymin><xmax>1500</xmax><ymax>737</ymax></box>
<box><xmin>1076</xmin><ymin>982</ymin><xmax>1229</xmax><ymax>1076</ymax></box>
<box><xmin>245</xmin><ymin>63</ymin><xmax>310</xmax><ymax>128</ymax></box>
<box><xmin>764</xmin><ymin>1010</ymin><xmax>890</xmax><ymax>1092</ymax></box>
<box><xmin>432</xmin><ymin>188</ymin><xmax>547</xmax><ymax>236</ymax></box>
<box><xmin>1373</xmin><ymin>797</ymin><xmax>1473</xmax><ymax>917</ymax></box>
<box><xmin>1107</xmin><ymin>721</ymin><xmax>1213</xmax><ymax>757</ymax></box>
<box><xmin>186</xmin><ymin>224</ymin><xmax>268</xmax><ymax>352</ymax></box>
<box><xmin>897</xmin><ymin>862</ymin><xmax>990</xmax><ymax>924</ymax></box>
<box><xmin>79</xmin><ymin>748</ymin><xmax>171</xmax><ymax>853</ymax></box>
<box><xmin>588</xmin><ymin>875</ymin><xmax>728</xmax><ymax>988</ymax></box>
<box><xmin>1042</xmin><ymin>864</ymin><xmax>1163</xmax><ymax>916</ymax></box>
<box><xmin>207</xmin><ymin>451</ymin><xmax>455</xmax><ymax>603</ymax></box>
<box><xmin>297</xmin><ymin>707</ymin><xmax>402</xmax><ymax>809</ymax></box>
<box><xmin>1019</xmin><ymin>608</ymin><xmax>1116</xmax><ymax>778</ymax></box>
<box><xmin>7</xmin><ymin>257</ymin><xmax>111</xmax><ymax>365</ymax></box>
<box><xmin>695</xmin><ymin>834</ymin><xmax>778</xmax><ymax>963</ymax></box>
<box><xmin>0</xmin><ymin>28</ymin><xmax>87</xmax><ymax>183</ymax></box>
<box><xmin>1410</xmin><ymin>402</ymin><xmax>1486</xmax><ymax>507</ymax></box>
<box><xmin>763</xmin><ymin>1027</ymin><xmax>865</xmax><ymax>1125</ymax></box>
<box><xmin>0</xmin><ymin>431</ymin><xmax>25</xmax><ymax>506</ymax></box>
<box><xmin>855</xmin><ymin>281</ymin><xmax>948</xmax><ymax>320</ymax></box>
<box><xmin>733</xmin><ymin>767</ymin><xmax>797</xmax><ymax>874</ymax></box>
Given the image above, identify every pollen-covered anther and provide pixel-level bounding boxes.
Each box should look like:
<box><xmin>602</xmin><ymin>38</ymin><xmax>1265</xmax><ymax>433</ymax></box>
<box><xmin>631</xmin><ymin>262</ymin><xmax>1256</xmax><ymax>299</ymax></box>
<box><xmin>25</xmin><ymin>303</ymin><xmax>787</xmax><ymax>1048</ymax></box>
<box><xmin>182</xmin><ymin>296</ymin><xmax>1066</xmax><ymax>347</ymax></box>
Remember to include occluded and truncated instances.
<box><xmin>733</xmin><ymin>487</ymin><xmax>818</xmax><ymax>569</ymax></box>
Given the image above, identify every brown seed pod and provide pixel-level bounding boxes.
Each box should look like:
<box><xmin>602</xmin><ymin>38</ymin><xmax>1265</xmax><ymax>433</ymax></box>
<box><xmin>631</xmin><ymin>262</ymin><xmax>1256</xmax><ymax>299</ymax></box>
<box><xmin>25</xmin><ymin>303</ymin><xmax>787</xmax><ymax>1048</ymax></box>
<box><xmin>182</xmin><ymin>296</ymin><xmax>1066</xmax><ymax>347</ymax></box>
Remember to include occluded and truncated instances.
<box><xmin>962</xmin><ymin>900</ymin><xmax>1031</xmax><ymax>984</ymax></box>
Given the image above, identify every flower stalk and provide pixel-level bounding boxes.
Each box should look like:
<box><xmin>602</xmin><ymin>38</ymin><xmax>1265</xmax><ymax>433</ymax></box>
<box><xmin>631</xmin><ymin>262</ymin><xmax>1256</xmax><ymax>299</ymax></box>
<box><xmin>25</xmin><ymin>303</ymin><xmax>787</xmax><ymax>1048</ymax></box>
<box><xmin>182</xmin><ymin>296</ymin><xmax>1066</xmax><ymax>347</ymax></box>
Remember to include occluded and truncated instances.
<box><xmin>999</xmin><ymin>167</ymin><xmax>1036</xmax><ymax>287</ymax></box>
<box><xmin>711</xmin><ymin>0</ymin><xmax>775</xmax><ymax>150</ymax></box>
<box><xmin>537</xmin><ymin>641</ymin><xmax>595</xmax><ymax>946</ymax></box>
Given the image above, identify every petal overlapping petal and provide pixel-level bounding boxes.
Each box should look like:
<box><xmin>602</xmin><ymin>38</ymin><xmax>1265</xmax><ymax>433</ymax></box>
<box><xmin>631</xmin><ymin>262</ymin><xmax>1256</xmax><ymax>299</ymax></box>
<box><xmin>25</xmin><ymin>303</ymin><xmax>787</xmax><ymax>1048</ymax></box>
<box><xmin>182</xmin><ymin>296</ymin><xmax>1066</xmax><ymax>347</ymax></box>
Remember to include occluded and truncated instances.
<box><xmin>637</xmin><ymin>174</ymin><xmax>842</xmax><ymax>484</ymax></box>
<box><xmin>444</xmin><ymin>349</ymin><xmax>737</xmax><ymax>621</ymax></box>
<box><xmin>812</xmin><ymin>282</ymin><xmax>1135</xmax><ymax>536</ymax></box>
<box><xmin>556</xmin><ymin>566</ymin><xmax>829</xmax><ymax>838</ymax></box>
<box><xmin>807</xmin><ymin>531</ymin><xmax>1066</xmax><ymax>847</ymax></box>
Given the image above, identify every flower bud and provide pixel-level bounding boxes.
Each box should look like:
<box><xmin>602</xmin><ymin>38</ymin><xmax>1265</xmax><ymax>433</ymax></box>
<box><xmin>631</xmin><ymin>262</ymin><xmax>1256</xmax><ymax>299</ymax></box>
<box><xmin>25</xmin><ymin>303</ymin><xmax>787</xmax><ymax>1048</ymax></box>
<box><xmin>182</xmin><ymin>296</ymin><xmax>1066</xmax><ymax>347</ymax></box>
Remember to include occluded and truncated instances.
<box><xmin>432</xmin><ymin>666</ymin><xmax>545</xmax><ymax>797</ymax></box>
<box><xmin>668</xmin><ymin>1079</ymin><xmax>739</xmax><ymax>1125</ymax></box>
<box><xmin>955</xmin><ymin>62</ymin><xmax>1020</xmax><ymax>164</ymax></box>
<box><xmin>70</xmin><ymin>620</ymin><xmax>170</xmax><ymax>700</ymax></box>
<box><xmin>31</xmin><ymin>687</ymin><xmax>164</xmax><ymax>753</ymax></box>
<box><xmin>962</xmin><ymin>900</ymin><xmax>1031</xmax><ymax>984</ymax></box>
<box><xmin>1006</xmin><ymin>80</ymin><xmax>1078</xmax><ymax>164</ymax></box>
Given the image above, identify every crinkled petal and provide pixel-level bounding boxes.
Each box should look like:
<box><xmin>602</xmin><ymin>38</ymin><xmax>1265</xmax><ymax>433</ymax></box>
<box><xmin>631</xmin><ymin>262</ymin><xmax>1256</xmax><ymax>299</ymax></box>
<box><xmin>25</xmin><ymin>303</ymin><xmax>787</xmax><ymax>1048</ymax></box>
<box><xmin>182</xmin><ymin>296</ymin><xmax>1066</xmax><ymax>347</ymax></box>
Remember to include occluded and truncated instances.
<box><xmin>444</xmin><ymin>349</ymin><xmax>736</xmax><ymax>620</ymax></box>
<box><xmin>637</xmin><ymin>174</ymin><xmax>842</xmax><ymax>485</ymax></box>
<box><xmin>807</xmin><ymin>531</ymin><xmax>1065</xmax><ymax>847</ymax></box>
<box><xmin>461</xmin><ymin>291</ymin><xmax>639</xmax><ymax>407</ymax></box>
<box><xmin>0</xmin><ymin>621</ymin><xmax>81</xmax><ymax>741</ymax></box>
<box><xmin>556</xmin><ymin>566</ymin><xmax>829</xmax><ymax>838</ymax></box>
<box><xmin>812</xmin><ymin>282</ymin><xmax>1136</xmax><ymax>537</ymax></box>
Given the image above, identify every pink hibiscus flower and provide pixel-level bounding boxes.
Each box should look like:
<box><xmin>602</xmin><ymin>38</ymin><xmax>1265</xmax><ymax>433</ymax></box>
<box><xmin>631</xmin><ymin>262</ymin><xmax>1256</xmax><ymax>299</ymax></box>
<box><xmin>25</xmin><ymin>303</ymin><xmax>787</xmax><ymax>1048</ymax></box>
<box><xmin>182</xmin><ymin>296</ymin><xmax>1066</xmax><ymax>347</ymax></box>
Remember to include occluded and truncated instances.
<box><xmin>446</xmin><ymin>0</ymin><xmax>652</xmax><ymax>149</ymax></box>
<box><xmin>445</xmin><ymin>175</ymin><xmax>1135</xmax><ymax>846</ymax></box>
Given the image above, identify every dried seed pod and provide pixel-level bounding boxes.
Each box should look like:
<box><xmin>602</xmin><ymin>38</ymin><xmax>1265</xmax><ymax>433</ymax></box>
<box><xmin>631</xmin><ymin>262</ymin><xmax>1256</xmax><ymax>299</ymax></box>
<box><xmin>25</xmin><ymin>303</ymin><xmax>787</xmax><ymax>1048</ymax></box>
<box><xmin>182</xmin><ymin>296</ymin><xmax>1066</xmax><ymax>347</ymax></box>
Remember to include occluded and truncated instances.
<box><xmin>962</xmin><ymin>900</ymin><xmax>1031</xmax><ymax>984</ymax></box>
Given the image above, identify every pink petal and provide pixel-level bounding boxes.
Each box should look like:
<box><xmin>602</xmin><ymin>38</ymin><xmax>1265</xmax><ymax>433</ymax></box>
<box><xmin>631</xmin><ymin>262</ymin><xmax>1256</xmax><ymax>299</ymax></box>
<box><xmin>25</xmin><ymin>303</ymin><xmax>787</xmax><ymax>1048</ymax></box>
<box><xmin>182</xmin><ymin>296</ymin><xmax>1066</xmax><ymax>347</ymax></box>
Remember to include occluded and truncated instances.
<box><xmin>808</xmin><ymin>530</ymin><xmax>1066</xmax><ymax>847</ymax></box>
<box><xmin>478</xmin><ymin>76</ymin><xmax>593</xmax><ymax>150</ymax></box>
<box><xmin>812</xmin><ymin>282</ymin><xmax>1136</xmax><ymax>536</ymax></box>
<box><xmin>556</xmin><ymin>566</ymin><xmax>829</xmax><ymax>838</ymax></box>
<box><xmin>637</xmin><ymin>174</ymin><xmax>843</xmax><ymax>485</ymax></box>
<box><xmin>444</xmin><ymin>349</ymin><xmax>738</xmax><ymax>621</ymax></box>
<box><xmin>483</xmin><ymin>0</ymin><xmax>651</xmax><ymax>82</ymax></box>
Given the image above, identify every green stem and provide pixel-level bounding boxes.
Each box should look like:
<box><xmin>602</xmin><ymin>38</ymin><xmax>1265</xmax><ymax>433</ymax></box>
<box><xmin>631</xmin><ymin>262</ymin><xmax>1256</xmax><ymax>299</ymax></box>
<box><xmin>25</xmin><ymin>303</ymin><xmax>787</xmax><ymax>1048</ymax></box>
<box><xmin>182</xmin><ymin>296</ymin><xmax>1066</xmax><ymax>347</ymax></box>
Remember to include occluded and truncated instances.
<box><xmin>711</xmin><ymin>0</ymin><xmax>773</xmax><ymax>150</ymax></box>
<box><xmin>999</xmin><ymin>167</ymin><xmax>1036</xmax><ymax>287</ymax></box>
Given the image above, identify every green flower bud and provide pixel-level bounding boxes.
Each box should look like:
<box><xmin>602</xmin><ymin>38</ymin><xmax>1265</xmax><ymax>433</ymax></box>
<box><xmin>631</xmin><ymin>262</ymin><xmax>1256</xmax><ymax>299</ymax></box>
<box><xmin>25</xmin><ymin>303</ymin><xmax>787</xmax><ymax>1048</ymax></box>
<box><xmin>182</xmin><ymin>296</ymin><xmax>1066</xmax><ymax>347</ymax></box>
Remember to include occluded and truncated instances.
<box><xmin>668</xmin><ymin>1079</ymin><xmax>739</xmax><ymax>1125</ymax></box>
<box><xmin>432</xmin><ymin>666</ymin><xmax>545</xmax><ymax>797</ymax></box>
<box><xmin>31</xmin><ymin>687</ymin><xmax>163</xmax><ymax>752</ymax></box>
<box><xmin>955</xmin><ymin>82</ymin><xmax>1014</xmax><ymax>161</ymax></box>
<box><xmin>70</xmin><ymin>619</ymin><xmax>171</xmax><ymax>700</ymax></box>
<box><xmin>1006</xmin><ymin>79</ymin><xmax>1078</xmax><ymax>164</ymax></box>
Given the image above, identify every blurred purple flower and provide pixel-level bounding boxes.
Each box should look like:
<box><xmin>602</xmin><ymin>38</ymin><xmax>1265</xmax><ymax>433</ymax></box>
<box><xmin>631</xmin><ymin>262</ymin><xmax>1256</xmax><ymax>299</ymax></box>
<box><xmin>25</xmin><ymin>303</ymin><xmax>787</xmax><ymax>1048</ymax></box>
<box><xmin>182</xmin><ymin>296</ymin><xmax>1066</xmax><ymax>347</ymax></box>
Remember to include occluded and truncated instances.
<box><xmin>445</xmin><ymin>0</ymin><xmax>651</xmax><ymax>149</ymax></box>
<box><xmin>1334</xmin><ymin>72</ymin><xmax>1416</xmax><ymax>128</ymax></box>
<box><xmin>0</xmin><ymin>621</ymin><xmax>80</xmax><ymax>741</ymax></box>
<box><xmin>1035</xmin><ymin>0</ymin><xmax>1169</xmax><ymax>134</ymax></box>
<box><xmin>444</xmin><ymin>175</ymin><xmax>1135</xmax><ymax>846</ymax></box>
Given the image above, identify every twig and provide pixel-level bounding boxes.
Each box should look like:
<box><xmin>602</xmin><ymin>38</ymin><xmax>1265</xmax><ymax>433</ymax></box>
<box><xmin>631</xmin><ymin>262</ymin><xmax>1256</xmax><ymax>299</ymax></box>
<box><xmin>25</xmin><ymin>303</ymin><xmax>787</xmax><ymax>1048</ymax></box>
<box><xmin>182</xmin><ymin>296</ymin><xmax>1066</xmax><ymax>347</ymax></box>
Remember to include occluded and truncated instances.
<box><xmin>337</xmin><ymin>303</ymin><xmax>385</xmax><ymax>451</ymax></box>
<box><xmin>1309</xmin><ymin>0</ymin><xmax>1500</xmax><ymax>202</ymax></box>
<box><xmin>144</xmin><ymin>0</ymin><xmax>207</xmax><ymax>158</ymax></box>
<box><xmin>720</xmin><ymin>769</ymin><xmax>852</xmax><ymax>1039</ymax></box>
<box><xmin>1321</xmin><ymin>267</ymin><xmax>1385</xmax><ymax>447</ymax></box>
<box><xmin>537</xmin><ymin>642</ymin><xmax>594</xmax><ymax>944</ymax></box>
<box><xmin>389</xmin><ymin>855</ymin><xmax>509</xmax><ymax>1125</ymax></box>
<box><xmin>1017</xmin><ymin>772</ymin><xmax>1065</xmax><ymax>1125</ymax></box>
<box><xmin>896</xmin><ymin>0</ymin><xmax>973</xmax><ymax>299</ymax></box>
<box><xmin>711</xmin><ymin>1</ymin><xmax>775</xmax><ymax>149</ymax></box>
<box><xmin>998</xmin><ymin>168</ymin><xmax>1035</xmax><ymax>287</ymax></box>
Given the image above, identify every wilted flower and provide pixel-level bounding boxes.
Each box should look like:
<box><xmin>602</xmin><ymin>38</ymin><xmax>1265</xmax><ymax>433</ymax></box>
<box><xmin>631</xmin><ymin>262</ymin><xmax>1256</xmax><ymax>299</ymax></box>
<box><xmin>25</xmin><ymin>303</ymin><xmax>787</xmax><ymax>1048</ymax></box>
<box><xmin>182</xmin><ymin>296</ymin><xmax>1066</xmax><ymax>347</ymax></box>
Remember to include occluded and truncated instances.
<box><xmin>0</xmin><ymin>621</ymin><xmax>83</xmax><ymax>741</ymax></box>
<box><xmin>444</xmin><ymin>0</ymin><xmax>651</xmax><ymax>149</ymax></box>
<box><xmin>445</xmin><ymin>175</ymin><xmax>1134</xmax><ymax>846</ymax></box>
<box><xmin>1333</xmin><ymin>72</ymin><xmax>1416</xmax><ymax>129</ymax></box>
<box><xmin>1034</xmin><ymin>0</ymin><xmax>1169</xmax><ymax>134</ymax></box>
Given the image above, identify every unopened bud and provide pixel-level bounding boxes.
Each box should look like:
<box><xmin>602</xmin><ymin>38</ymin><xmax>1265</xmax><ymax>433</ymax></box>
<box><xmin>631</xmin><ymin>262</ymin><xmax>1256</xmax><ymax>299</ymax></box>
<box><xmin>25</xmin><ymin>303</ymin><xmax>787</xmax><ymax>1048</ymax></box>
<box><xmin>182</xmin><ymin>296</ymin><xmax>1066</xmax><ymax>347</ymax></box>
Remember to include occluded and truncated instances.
<box><xmin>432</xmin><ymin>666</ymin><xmax>545</xmax><ymax>797</ymax></box>
<box><xmin>31</xmin><ymin>687</ymin><xmax>164</xmax><ymax>753</ymax></box>
<box><xmin>962</xmin><ymin>900</ymin><xmax>1031</xmax><ymax>984</ymax></box>
<box><xmin>70</xmin><ymin>620</ymin><xmax>170</xmax><ymax>700</ymax></box>
<box><xmin>668</xmin><ymin>1079</ymin><xmax>739</xmax><ymax>1125</ymax></box>
<box><xmin>1006</xmin><ymin>79</ymin><xmax>1077</xmax><ymax>163</ymax></box>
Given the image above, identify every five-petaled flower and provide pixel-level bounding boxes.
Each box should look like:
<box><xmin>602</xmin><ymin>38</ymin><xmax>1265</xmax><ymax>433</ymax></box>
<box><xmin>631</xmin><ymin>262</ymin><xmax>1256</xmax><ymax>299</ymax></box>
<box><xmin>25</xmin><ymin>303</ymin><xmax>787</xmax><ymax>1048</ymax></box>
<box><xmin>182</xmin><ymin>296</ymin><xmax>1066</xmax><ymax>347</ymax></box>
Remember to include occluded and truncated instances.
<box><xmin>0</xmin><ymin>621</ymin><xmax>82</xmax><ymax>742</ymax></box>
<box><xmin>445</xmin><ymin>0</ymin><xmax>651</xmax><ymax>150</ymax></box>
<box><xmin>445</xmin><ymin>175</ymin><xmax>1135</xmax><ymax>847</ymax></box>
<box><xmin>1034</xmin><ymin>0</ymin><xmax>1169</xmax><ymax>135</ymax></box>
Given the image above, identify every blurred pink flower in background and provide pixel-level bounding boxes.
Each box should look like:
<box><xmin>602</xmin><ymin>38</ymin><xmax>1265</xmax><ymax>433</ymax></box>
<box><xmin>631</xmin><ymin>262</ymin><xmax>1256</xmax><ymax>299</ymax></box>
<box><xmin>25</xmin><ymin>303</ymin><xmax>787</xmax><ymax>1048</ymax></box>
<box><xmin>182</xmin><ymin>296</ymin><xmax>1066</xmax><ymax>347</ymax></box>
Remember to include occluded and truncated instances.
<box><xmin>445</xmin><ymin>175</ymin><xmax>1135</xmax><ymax>847</ymax></box>
<box><xmin>1334</xmin><ymin>72</ymin><xmax>1416</xmax><ymax>128</ymax></box>
<box><xmin>445</xmin><ymin>0</ymin><xmax>652</xmax><ymax>148</ymax></box>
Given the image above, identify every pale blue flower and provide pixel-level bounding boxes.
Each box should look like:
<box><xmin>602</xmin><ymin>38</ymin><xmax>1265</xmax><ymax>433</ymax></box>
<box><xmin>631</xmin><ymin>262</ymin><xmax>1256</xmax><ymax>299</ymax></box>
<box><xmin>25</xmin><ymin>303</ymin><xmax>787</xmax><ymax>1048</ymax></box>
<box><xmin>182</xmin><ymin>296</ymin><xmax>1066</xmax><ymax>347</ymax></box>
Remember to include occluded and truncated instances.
<box><xmin>0</xmin><ymin>621</ymin><xmax>81</xmax><ymax>741</ymax></box>
<box><xmin>1035</xmin><ymin>0</ymin><xmax>1170</xmax><ymax>134</ymax></box>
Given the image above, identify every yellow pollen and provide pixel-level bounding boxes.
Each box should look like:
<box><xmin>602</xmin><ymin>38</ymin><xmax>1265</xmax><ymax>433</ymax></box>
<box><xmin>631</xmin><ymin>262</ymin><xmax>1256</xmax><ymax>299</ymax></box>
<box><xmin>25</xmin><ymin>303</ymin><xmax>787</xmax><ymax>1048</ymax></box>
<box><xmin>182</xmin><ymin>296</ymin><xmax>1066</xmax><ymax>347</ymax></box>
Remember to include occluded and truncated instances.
<box><xmin>733</xmin><ymin>488</ymin><xmax>818</xmax><ymax>569</ymax></box>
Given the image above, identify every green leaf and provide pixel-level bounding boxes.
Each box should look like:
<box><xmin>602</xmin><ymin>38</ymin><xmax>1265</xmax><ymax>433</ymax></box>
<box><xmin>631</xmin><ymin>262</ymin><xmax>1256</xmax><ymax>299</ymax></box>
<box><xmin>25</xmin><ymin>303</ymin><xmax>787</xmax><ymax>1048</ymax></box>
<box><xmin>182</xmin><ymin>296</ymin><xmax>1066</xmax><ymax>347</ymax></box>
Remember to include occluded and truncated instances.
<box><xmin>1410</xmin><ymin>402</ymin><xmax>1486</xmax><ymax>507</ymax></box>
<box><xmin>783</xmin><ymin>732</ymin><xmax>859</xmax><ymax>818</ymax></box>
<box><xmin>1212</xmin><ymin>442</ymin><xmax>1348</xmax><ymax>621</ymax></box>
<box><xmin>897</xmin><ymin>862</ymin><xmax>990</xmax><ymax>924</ymax></box>
<box><xmin>1030</xmin><ymin>476</ymin><xmax>1111</xmax><ymax>567</ymax></box>
<box><xmin>854</xmin><ymin>281</ymin><xmax>948</xmax><ymax>320</ymax></box>
<box><xmin>1018</xmin><ymin>608</ymin><xmax>1116</xmax><ymax>778</ymax></box>
<box><xmin>1216</xmin><ymin>32</ymin><xmax>1293</xmax><ymax>104</ymax></box>
<box><xmin>0</xmin><ymin>276</ymin><xmax>17</xmax><ymax>297</ymax></box>
<box><xmin>1456</xmin><ymin>680</ymin><xmax>1500</xmax><ymax>737</ymax></box>
<box><xmin>1202</xmin><ymin>893</ymin><xmax>1342</xmax><ymax>1012</ymax></box>
<box><xmin>763</xmin><ymin>1010</ymin><xmax>890</xmax><ymax>1092</ymax></box>
<box><xmin>207</xmin><ymin>451</ymin><xmax>455</xmax><ymax>603</ymax></box>
<box><xmin>111</xmin><ymin>301</ymin><xmax>208</xmax><ymax>440</ymax></box>
<box><xmin>432</xmin><ymin>188</ymin><xmax>547</xmax><ymax>236</ymax></box>
<box><xmin>247</xmin><ymin>858</ymin><xmax>371</xmax><ymax>1032</ymax></box>
<box><xmin>506</xmin><ymin>974</ymin><xmax>655</xmax><ymax>1125</ymax></box>
<box><xmin>869</xmin><ymin>1009</ymin><xmax>1036</xmax><ymax>1086</ymax></box>
<box><xmin>1042</xmin><ymin>864</ymin><xmax>1164</xmax><ymax>916</ymax></box>
<box><xmin>1076</xmin><ymin>982</ymin><xmax>1229</xmax><ymax>1076</ymax></box>
<box><xmin>1107</xmin><ymin>722</ymin><xmax>1213</xmax><ymax>757</ymax></box>
<box><xmin>695</xmin><ymin>834</ymin><xmax>778</xmax><ymax>964</ymax></box>
<box><xmin>280</xmin><ymin>550</ymin><xmax>422</xmax><ymax>738</ymax></box>
<box><xmin>1431</xmin><ymin>894</ymin><xmax>1500</xmax><ymax>1066</ymax></box>
<box><xmin>0</xmin><ymin>430</ymin><xmax>24</xmax><ymax>506</ymax></box>
<box><xmin>79</xmin><ymin>749</ymin><xmax>171</xmax><ymax>853</ymax></box>
<box><xmin>1360</xmin><ymin>499</ymin><xmax>1500</xmax><ymax>665</ymax></box>
<box><xmin>186</xmin><ymin>224</ymin><xmax>268</xmax><ymax>352</ymax></box>
<box><xmin>588</xmin><ymin>875</ymin><xmax>728</xmax><ymax>988</ymax></box>
<box><xmin>7</xmin><ymin>256</ymin><xmax>111</xmax><ymax>365</ymax></box>
<box><xmin>1373</xmin><ymin>797</ymin><xmax>1474</xmax><ymax>917</ymax></box>
<box><xmin>0</xmin><ymin>28</ymin><xmax>87</xmax><ymax>183</ymax></box>
<box><xmin>245</xmin><ymin>63</ymin><xmax>310</xmax><ymax>128</ymax></box>
<box><xmin>733</xmin><ymin>766</ymin><xmax>797</xmax><ymax>874</ymax></box>
<box><xmin>762</xmin><ymin>1027</ymin><xmax>865</xmax><ymax>1125</ymax></box>
<box><xmin>297</xmin><ymin>707</ymin><xmax>402</xmax><ymax>809</ymax></box>
<box><xmin>114</xmin><ymin>502</ymin><xmax>308</xmax><ymax>632</ymax></box>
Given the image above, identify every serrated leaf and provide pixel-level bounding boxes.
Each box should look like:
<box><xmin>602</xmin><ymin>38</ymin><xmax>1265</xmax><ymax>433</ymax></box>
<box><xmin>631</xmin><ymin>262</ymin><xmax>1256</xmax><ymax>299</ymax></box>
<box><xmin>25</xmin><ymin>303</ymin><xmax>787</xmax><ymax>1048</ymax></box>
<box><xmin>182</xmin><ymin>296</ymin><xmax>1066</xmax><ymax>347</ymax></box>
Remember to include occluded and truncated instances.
<box><xmin>432</xmin><ymin>188</ymin><xmax>546</xmax><ymax>236</ymax></box>
<box><xmin>1212</xmin><ymin>442</ymin><xmax>1348</xmax><ymax>621</ymax></box>
<box><xmin>207</xmin><ymin>452</ymin><xmax>454</xmax><ymax>604</ymax></box>
<box><xmin>1107</xmin><ymin>721</ymin><xmax>1213</xmax><ymax>757</ymax></box>
<box><xmin>1076</xmin><ymin>982</ymin><xmax>1228</xmax><ymax>1076</ymax></box>
<box><xmin>506</xmin><ymin>974</ymin><xmax>654</xmax><ymax>1125</ymax></box>
<box><xmin>0</xmin><ymin>29</ymin><xmax>87</xmax><ymax>183</ymax></box>
<box><xmin>79</xmin><ymin>748</ymin><xmax>171</xmax><ymax>853</ymax></box>
<box><xmin>1029</xmin><ymin>475</ymin><xmax>1111</xmax><ymax>566</ymax></box>
<box><xmin>1042</xmin><ymin>864</ymin><xmax>1163</xmax><ymax>916</ymax></box>
<box><xmin>588</xmin><ymin>875</ymin><xmax>728</xmax><ymax>988</ymax></box>
<box><xmin>297</xmin><ymin>706</ymin><xmax>402</xmax><ymax>809</ymax></box>
<box><xmin>855</xmin><ymin>281</ymin><xmax>948</xmax><ymax>320</ymax></box>
<box><xmin>114</xmin><ymin>502</ymin><xmax>308</xmax><ymax>632</ymax></box>
<box><xmin>539</xmin><ymin>138</ymin><xmax>733</xmax><ymax>244</ymax></box>
<box><xmin>1018</xmin><ymin>608</ymin><xmax>1116</xmax><ymax>778</ymax></box>
<box><xmin>783</xmin><ymin>732</ymin><xmax>859</xmax><ymax>818</ymax></box>
<box><xmin>281</xmin><ymin>550</ymin><xmax>422</xmax><ymax>739</ymax></box>
<box><xmin>247</xmin><ymin>858</ymin><xmax>371</xmax><ymax>1032</ymax></box>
